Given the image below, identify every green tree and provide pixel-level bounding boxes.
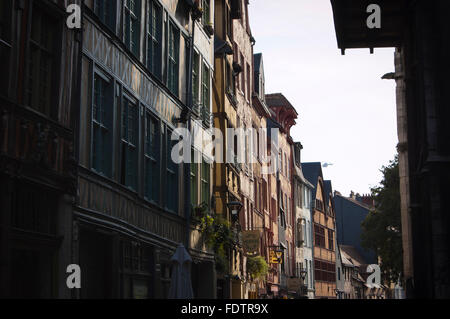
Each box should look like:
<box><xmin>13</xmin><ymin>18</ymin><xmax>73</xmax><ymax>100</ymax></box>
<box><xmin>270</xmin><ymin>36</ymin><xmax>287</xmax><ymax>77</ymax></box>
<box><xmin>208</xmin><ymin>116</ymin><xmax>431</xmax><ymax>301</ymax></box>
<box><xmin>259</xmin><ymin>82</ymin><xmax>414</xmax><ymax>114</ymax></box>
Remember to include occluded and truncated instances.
<box><xmin>361</xmin><ymin>155</ymin><xmax>403</xmax><ymax>283</ymax></box>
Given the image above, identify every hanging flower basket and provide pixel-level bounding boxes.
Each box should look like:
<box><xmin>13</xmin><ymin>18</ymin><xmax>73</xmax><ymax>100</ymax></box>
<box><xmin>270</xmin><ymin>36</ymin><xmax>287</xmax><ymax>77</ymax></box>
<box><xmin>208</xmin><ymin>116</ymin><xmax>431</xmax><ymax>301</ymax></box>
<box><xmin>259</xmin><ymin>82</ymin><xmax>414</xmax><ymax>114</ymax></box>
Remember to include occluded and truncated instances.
<box><xmin>247</xmin><ymin>256</ymin><xmax>269</xmax><ymax>282</ymax></box>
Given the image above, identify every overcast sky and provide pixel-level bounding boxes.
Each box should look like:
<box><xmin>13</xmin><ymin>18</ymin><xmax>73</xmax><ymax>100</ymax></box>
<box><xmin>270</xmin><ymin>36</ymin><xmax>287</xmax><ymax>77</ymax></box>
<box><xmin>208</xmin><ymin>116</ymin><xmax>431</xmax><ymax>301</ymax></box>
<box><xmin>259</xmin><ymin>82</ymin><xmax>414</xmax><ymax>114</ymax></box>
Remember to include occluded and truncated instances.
<box><xmin>249</xmin><ymin>0</ymin><xmax>398</xmax><ymax>197</ymax></box>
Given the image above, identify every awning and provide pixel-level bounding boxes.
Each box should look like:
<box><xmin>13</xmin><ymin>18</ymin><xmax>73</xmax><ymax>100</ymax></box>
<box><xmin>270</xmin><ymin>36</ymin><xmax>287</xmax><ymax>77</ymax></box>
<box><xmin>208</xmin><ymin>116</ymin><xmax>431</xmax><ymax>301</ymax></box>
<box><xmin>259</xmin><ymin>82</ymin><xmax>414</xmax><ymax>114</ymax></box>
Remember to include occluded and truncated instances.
<box><xmin>330</xmin><ymin>0</ymin><xmax>406</xmax><ymax>54</ymax></box>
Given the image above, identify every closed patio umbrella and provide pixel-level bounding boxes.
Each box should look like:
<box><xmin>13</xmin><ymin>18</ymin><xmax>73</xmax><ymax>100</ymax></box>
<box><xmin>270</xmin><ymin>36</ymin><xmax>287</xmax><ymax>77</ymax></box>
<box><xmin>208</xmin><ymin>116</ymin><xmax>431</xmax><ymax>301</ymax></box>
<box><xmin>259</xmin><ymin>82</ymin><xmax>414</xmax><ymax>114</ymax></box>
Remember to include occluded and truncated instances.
<box><xmin>168</xmin><ymin>244</ymin><xmax>194</xmax><ymax>299</ymax></box>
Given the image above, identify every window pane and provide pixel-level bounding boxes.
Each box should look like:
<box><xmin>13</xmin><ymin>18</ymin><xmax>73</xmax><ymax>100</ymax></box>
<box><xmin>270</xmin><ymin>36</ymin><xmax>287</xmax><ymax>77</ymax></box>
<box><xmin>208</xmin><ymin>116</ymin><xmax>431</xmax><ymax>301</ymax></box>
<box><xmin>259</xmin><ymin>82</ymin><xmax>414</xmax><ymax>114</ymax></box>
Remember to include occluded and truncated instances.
<box><xmin>201</xmin><ymin>159</ymin><xmax>210</xmax><ymax>208</ymax></box>
<box><xmin>192</xmin><ymin>52</ymin><xmax>199</xmax><ymax>106</ymax></box>
<box><xmin>167</xmin><ymin>22</ymin><xmax>179</xmax><ymax>95</ymax></box>
<box><xmin>190</xmin><ymin>149</ymin><xmax>198</xmax><ymax>206</ymax></box>
<box><xmin>27</xmin><ymin>4</ymin><xmax>57</xmax><ymax>117</ymax></box>
<box><xmin>125</xmin><ymin>0</ymin><xmax>141</xmax><ymax>56</ymax></box>
<box><xmin>145</xmin><ymin>113</ymin><xmax>159</xmax><ymax>202</ymax></box>
<box><xmin>121</xmin><ymin>97</ymin><xmax>138</xmax><ymax>190</ymax></box>
<box><xmin>202</xmin><ymin>0</ymin><xmax>210</xmax><ymax>25</ymax></box>
<box><xmin>92</xmin><ymin>74</ymin><xmax>113</xmax><ymax>177</ymax></box>
<box><xmin>95</xmin><ymin>0</ymin><xmax>116</xmax><ymax>30</ymax></box>
<box><xmin>0</xmin><ymin>0</ymin><xmax>12</xmax><ymax>95</ymax></box>
<box><xmin>166</xmin><ymin>130</ymin><xmax>178</xmax><ymax>212</ymax></box>
<box><xmin>147</xmin><ymin>1</ymin><xmax>161</xmax><ymax>77</ymax></box>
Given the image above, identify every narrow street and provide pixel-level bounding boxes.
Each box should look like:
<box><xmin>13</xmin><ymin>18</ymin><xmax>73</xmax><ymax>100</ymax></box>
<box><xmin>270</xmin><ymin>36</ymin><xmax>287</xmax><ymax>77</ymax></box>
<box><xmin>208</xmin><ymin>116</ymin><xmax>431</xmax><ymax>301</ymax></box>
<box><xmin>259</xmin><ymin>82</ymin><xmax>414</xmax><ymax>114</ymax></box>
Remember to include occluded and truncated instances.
<box><xmin>0</xmin><ymin>0</ymin><xmax>449</xmax><ymax>302</ymax></box>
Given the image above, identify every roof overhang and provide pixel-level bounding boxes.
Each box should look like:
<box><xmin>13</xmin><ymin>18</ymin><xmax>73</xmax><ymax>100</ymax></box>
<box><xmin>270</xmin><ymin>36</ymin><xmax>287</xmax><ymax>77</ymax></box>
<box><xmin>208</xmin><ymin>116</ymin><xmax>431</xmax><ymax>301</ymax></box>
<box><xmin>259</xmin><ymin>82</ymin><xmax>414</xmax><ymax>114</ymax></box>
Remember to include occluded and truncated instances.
<box><xmin>330</xmin><ymin>0</ymin><xmax>406</xmax><ymax>54</ymax></box>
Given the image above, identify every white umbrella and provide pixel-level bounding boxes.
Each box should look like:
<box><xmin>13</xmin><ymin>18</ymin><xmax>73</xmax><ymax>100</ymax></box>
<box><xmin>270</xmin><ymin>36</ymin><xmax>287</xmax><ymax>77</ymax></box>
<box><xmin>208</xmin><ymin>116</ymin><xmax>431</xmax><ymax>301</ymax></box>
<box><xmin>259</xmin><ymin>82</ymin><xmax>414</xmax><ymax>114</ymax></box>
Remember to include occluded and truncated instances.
<box><xmin>168</xmin><ymin>244</ymin><xmax>194</xmax><ymax>299</ymax></box>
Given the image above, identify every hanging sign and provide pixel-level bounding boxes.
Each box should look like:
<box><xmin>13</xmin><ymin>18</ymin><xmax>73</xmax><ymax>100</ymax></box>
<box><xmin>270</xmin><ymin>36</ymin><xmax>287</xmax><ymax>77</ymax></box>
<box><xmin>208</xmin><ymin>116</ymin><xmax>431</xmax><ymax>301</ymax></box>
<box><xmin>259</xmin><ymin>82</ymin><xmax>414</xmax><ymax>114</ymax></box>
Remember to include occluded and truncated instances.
<box><xmin>242</xmin><ymin>230</ymin><xmax>260</xmax><ymax>256</ymax></box>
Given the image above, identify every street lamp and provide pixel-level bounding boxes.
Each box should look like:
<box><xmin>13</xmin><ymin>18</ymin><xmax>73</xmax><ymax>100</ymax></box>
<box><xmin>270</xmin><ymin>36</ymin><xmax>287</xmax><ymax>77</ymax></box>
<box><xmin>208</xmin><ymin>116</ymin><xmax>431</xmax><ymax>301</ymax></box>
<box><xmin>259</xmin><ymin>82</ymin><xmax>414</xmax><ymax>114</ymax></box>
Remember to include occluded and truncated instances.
<box><xmin>227</xmin><ymin>201</ymin><xmax>243</xmax><ymax>222</ymax></box>
<box><xmin>300</xmin><ymin>269</ymin><xmax>307</xmax><ymax>281</ymax></box>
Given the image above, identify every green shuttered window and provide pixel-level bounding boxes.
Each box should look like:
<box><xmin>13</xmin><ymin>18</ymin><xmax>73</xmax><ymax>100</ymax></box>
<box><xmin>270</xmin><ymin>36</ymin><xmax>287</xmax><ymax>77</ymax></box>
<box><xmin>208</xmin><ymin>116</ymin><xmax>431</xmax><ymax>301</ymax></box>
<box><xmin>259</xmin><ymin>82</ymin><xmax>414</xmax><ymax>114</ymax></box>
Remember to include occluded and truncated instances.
<box><xmin>26</xmin><ymin>4</ymin><xmax>57</xmax><ymax>118</ymax></box>
<box><xmin>124</xmin><ymin>0</ymin><xmax>141</xmax><ymax>57</ymax></box>
<box><xmin>145</xmin><ymin>113</ymin><xmax>160</xmax><ymax>203</ymax></box>
<box><xmin>166</xmin><ymin>130</ymin><xmax>178</xmax><ymax>213</ymax></box>
<box><xmin>121</xmin><ymin>96</ymin><xmax>138</xmax><ymax>190</ymax></box>
<box><xmin>167</xmin><ymin>22</ymin><xmax>179</xmax><ymax>96</ymax></box>
<box><xmin>201</xmin><ymin>159</ymin><xmax>210</xmax><ymax>208</ymax></box>
<box><xmin>147</xmin><ymin>0</ymin><xmax>162</xmax><ymax>78</ymax></box>
<box><xmin>94</xmin><ymin>0</ymin><xmax>116</xmax><ymax>31</ymax></box>
<box><xmin>92</xmin><ymin>74</ymin><xmax>113</xmax><ymax>177</ymax></box>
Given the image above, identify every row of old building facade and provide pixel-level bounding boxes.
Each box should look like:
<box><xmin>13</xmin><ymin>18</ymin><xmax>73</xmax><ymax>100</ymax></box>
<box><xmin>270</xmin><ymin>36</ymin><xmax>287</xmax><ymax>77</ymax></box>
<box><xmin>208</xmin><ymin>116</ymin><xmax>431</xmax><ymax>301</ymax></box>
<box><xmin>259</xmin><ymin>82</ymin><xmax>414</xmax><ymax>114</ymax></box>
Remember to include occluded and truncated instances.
<box><xmin>0</xmin><ymin>0</ymin><xmax>379</xmax><ymax>299</ymax></box>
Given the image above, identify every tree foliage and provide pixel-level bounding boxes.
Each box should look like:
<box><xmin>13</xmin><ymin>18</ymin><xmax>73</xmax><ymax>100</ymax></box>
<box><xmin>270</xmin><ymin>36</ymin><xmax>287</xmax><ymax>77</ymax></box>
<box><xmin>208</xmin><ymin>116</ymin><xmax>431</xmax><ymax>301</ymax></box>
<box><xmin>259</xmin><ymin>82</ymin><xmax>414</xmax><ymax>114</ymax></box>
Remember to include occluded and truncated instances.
<box><xmin>361</xmin><ymin>156</ymin><xmax>403</xmax><ymax>283</ymax></box>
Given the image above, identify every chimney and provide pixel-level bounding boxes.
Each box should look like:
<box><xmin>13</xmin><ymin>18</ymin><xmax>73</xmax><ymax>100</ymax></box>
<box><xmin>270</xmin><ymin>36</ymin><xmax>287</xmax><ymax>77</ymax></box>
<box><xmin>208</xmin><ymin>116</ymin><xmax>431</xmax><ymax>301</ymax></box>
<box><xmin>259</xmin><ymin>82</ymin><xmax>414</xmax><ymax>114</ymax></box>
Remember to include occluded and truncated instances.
<box><xmin>360</xmin><ymin>194</ymin><xmax>375</xmax><ymax>208</ymax></box>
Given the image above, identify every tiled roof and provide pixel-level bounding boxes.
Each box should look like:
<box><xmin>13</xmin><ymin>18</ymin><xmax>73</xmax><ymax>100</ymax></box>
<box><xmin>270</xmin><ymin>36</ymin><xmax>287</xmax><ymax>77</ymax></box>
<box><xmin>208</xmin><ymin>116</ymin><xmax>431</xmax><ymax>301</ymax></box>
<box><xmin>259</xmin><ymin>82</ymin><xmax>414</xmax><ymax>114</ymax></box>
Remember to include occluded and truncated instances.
<box><xmin>340</xmin><ymin>245</ymin><xmax>368</xmax><ymax>267</ymax></box>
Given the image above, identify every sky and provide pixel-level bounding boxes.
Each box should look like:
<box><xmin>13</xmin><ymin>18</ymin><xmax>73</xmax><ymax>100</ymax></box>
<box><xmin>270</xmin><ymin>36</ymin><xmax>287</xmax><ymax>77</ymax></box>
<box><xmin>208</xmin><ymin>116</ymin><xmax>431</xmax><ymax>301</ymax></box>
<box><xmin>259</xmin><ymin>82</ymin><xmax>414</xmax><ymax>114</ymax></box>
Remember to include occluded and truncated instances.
<box><xmin>249</xmin><ymin>0</ymin><xmax>398</xmax><ymax>197</ymax></box>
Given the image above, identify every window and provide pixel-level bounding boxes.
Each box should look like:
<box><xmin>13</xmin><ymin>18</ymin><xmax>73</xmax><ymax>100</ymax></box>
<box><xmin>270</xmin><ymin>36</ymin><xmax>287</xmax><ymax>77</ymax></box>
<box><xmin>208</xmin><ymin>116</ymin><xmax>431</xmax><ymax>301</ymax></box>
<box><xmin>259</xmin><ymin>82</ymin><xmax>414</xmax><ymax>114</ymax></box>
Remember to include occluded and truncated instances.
<box><xmin>147</xmin><ymin>0</ymin><xmax>162</xmax><ymax>78</ymax></box>
<box><xmin>233</xmin><ymin>43</ymin><xmax>239</xmax><ymax>88</ymax></box>
<box><xmin>0</xmin><ymin>0</ymin><xmax>12</xmax><ymax>96</ymax></box>
<box><xmin>307</xmin><ymin>220</ymin><xmax>311</xmax><ymax>247</ymax></box>
<box><xmin>328</xmin><ymin>229</ymin><xmax>334</xmax><ymax>251</ymax></box>
<box><xmin>166</xmin><ymin>129</ymin><xmax>179</xmax><ymax>213</ymax></box>
<box><xmin>246</xmin><ymin>63</ymin><xmax>251</xmax><ymax>100</ymax></box>
<box><xmin>201</xmin><ymin>62</ymin><xmax>210</xmax><ymax>107</ymax></box>
<box><xmin>262</xmin><ymin>180</ymin><xmax>268</xmax><ymax>211</ymax></box>
<box><xmin>314</xmin><ymin>260</ymin><xmax>335</xmax><ymax>282</ymax></box>
<box><xmin>124</xmin><ymin>0</ymin><xmax>141</xmax><ymax>57</ymax></box>
<box><xmin>167</xmin><ymin>21</ymin><xmax>179</xmax><ymax>95</ymax></box>
<box><xmin>201</xmin><ymin>62</ymin><xmax>211</xmax><ymax>126</ymax></box>
<box><xmin>11</xmin><ymin>182</ymin><xmax>57</xmax><ymax>235</ymax></box>
<box><xmin>190</xmin><ymin>149</ymin><xmax>198</xmax><ymax>206</ymax></box>
<box><xmin>144</xmin><ymin>113</ymin><xmax>160</xmax><ymax>203</ymax></box>
<box><xmin>302</xmin><ymin>221</ymin><xmax>307</xmax><ymax>246</ymax></box>
<box><xmin>296</xmin><ymin>219</ymin><xmax>303</xmax><ymax>247</ymax></box>
<box><xmin>192</xmin><ymin>51</ymin><xmax>200</xmax><ymax>106</ymax></box>
<box><xmin>201</xmin><ymin>159</ymin><xmax>210</xmax><ymax>208</ymax></box>
<box><xmin>26</xmin><ymin>3</ymin><xmax>58</xmax><ymax>117</ymax></box>
<box><xmin>314</xmin><ymin>224</ymin><xmax>326</xmax><ymax>248</ymax></box>
<box><xmin>92</xmin><ymin>73</ymin><xmax>113</xmax><ymax>177</ymax></box>
<box><xmin>94</xmin><ymin>0</ymin><xmax>116</xmax><ymax>30</ymax></box>
<box><xmin>315</xmin><ymin>199</ymin><xmax>324</xmax><ymax>212</ymax></box>
<box><xmin>202</xmin><ymin>0</ymin><xmax>210</xmax><ymax>25</ymax></box>
<box><xmin>240</xmin><ymin>54</ymin><xmax>245</xmax><ymax>93</ymax></box>
<box><xmin>120</xmin><ymin>95</ymin><xmax>138</xmax><ymax>191</ymax></box>
<box><xmin>225</xmin><ymin>4</ymin><xmax>232</xmax><ymax>40</ymax></box>
<box><xmin>226</xmin><ymin>61</ymin><xmax>235</xmax><ymax>97</ymax></box>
